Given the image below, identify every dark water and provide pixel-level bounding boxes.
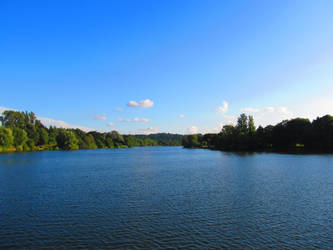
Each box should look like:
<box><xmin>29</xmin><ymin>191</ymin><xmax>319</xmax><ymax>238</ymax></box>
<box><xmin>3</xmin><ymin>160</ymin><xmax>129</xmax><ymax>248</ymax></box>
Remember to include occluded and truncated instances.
<box><xmin>1</xmin><ymin>147</ymin><xmax>333</xmax><ymax>249</ymax></box>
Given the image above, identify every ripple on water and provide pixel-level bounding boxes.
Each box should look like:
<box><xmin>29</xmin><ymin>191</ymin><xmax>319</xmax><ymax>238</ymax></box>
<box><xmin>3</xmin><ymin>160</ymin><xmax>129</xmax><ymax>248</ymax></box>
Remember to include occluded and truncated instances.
<box><xmin>1</xmin><ymin>148</ymin><xmax>333</xmax><ymax>248</ymax></box>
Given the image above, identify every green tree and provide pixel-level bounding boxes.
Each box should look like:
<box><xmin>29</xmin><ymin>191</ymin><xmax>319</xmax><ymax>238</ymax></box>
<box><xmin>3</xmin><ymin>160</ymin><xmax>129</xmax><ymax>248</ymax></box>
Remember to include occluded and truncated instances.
<box><xmin>84</xmin><ymin>134</ymin><xmax>98</xmax><ymax>149</ymax></box>
<box><xmin>48</xmin><ymin>126</ymin><xmax>59</xmax><ymax>145</ymax></box>
<box><xmin>26</xmin><ymin>139</ymin><xmax>35</xmax><ymax>151</ymax></box>
<box><xmin>88</xmin><ymin>131</ymin><xmax>106</xmax><ymax>148</ymax></box>
<box><xmin>0</xmin><ymin>127</ymin><xmax>14</xmax><ymax>149</ymax></box>
<box><xmin>237</xmin><ymin>113</ymin><xmax>248</xmax><ymax>134</ymax></box>
<box><xmin>188</xmin><ymin>134</ymin><xmax>200</xmax><ymax>147</ymax></box>
<box><xmin>309</xmin><ymin>115</ymin><xmax>333</xmax><ymax>150</ymax></box>
<box><xmin>26</xmin><ymin>124</ymin><xmax>40</xmax><ymax>145</ymax></box>
<box><xmin>248</xmin><ymin>116</ymin><xmax>256</xmax><ymax>134</ymax></box>
<box><xmin>0</xmin><ymin>110</ymin><xmax>37</xmax><ymax>128</ymax></box>
<box><xmin>12</xmin><ymin>127</ymin><xmax>28</xmax><ymax>151</ymax></box>
<box><xmin>221</xmin><ymin>125</ymin><xmax>235</xmax><ymax>136</ymax></box>
<box><xmin>38</xmin><ymin>128</ymin><xmax>49</xmax><ymax>145</ymax></box>
<box><xmin>110</xmin><ymin>130</ymin><xmax>125</xmax><ymax>147</ymax></box>
<box><xmin>56</xmin><ymin>130</ymin><xmax>79</xmax><ymax>150</ymax></box>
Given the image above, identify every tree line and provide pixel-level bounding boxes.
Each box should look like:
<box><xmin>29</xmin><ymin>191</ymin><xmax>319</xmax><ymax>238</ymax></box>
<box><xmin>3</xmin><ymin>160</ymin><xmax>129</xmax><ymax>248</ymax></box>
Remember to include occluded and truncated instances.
<box><xmin>0</xmin><ymin>110</ymin><xmax>183</xmax><ymax>152</ymax></box>
<box><xmin>182</xmin><ymin>113</ymin><xmax>333</xmax><ymax>152</ymax></box>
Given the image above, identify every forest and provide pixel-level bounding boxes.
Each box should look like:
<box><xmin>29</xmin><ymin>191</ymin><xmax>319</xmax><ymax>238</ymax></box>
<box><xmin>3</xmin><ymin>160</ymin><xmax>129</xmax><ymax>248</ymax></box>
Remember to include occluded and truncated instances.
<box><xmin>182</xmin><ymin>113</ymin><xmax>333</xmax><ymax>152</ymax></box>
<box><xmin>0</xmin><ymin>110</ymin><xmax>183</xmax><ymax>152</ymax></box>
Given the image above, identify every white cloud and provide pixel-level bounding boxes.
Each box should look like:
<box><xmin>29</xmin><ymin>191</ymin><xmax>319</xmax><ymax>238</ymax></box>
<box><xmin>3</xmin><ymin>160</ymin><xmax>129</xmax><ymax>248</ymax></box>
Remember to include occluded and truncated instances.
<box><xmin>118</xmin><ymin>117</ymin><xmax>150</xmax><ymax>123</ymax></box>
<box><xmin>1</xmin><ymin>106</ymin><xmax>99</xmax><ymax>132</ymax></box>
<box><xmin>264</xmin><ymin>106</ymin><xmax>275</xmax><ymax>112</ymax></box>
<box><xmin>277</xmin><ymin>106</ymin><xmax>292</xmax><ymax>115</ymax></box>
<box><xmin>188</xmin><ymin>126</ymin><xmax>198</xmax><ymax>134</ymax></box>
<box><xmin>127</xmin><ymin>101</ymin><xmax>139</xmax><ymax>107</ymax></box>
<box><xmin>127</xmin><ymin>99</ymin><xmax>154</xmax><ymax>108</ymax></box>
<box><xmin>240</xmin><ymin>107</ymin><xmax>260</xmax><ymax>113</ymax></box>
<box><xmin>216</xmin><ymin>101</ymin><xmax>229</xmax><ymax>113</ymax></box>
<box><xmin>240</xmin><ymin>106</ymin><xmax>293</xmax><ymax>127</ymax></box>
<box><xmin>293</xmin><ymin>97</ymin><xmax>333</xmax><ymax>120</ymax></box>
<box><xmin>130</xmin><ymin>127</ymin><xmax>159</xmax><ymax>135</ymax></box>
<box><xmin>179</xmin><ymin>114</ymin><xmax>185</xmax><ymax>118</ymax></box>
<box><xmin>222</xmin><ymin>114</ymin><xmax>237</xmax><ymax>125</ymax></box>
<box><xmin>133</xmin><ymin>117</ymin><xmax>150</xmax><ymax>123</ymax></box>
<box><xmin>214</xmin><ymin>101</ymin><xmax>237</xmax><ymax>126</ymax></box>
<box><xmin>39</xmin><ymin>117</ymin><xmax>95</xmax><ymax>132</ymax></box>
<box><xmin>0</xmin><ymin>106</ymin><xmax>16</xmax><ymax>114</ymax></box>
<box><xmin>107</xmin><ymin>122</ymin><xmax>115</xmax><ymax>127</ymax></box>
<box><xmin>93</xmin><ymin>114</ymin><xmax>107</xmax><ymax>121</ymax></box>
<box><xmin>214</xmin><ymin>123</ymin><xmax>224</xmax><ymax>133</ymax></box>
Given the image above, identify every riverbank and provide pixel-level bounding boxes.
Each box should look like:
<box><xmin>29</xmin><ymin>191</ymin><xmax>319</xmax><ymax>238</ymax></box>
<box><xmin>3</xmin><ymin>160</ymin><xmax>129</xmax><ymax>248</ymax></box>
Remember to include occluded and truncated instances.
<box><xmin>184</xmin><ymin>145</ymin><xmax>333</xmax><ymax>155</ymax></box>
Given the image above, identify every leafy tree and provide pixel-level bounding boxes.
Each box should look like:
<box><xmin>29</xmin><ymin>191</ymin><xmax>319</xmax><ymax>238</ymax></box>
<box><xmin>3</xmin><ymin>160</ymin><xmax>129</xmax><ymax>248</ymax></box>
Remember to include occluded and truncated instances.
<box><xmin>182</xmin><ymin>134</ymin><xmax>201</xmax><ymax>148</ymax></box>
<box><xmin>38</xmin><ymin>128</ymin><xmax>49</xmax><ymax>145</ymax></box>
<box><xmin>0</xmin><ymin>127</ymin><xmax>14</xmax><ymax>149</ymax></box>
<box><xmin>26</xmin><ymin>124</ymin><xmax>40</xmax><ymax>146</ymax></box>
<box><xmin>88</xmin><ymin>131</ymin><xmax>106</xmax><ymax>148</ymax></box>
<box><xmin>105</xmin><ymin>135</ymin><xmax>114</xmax><ymax>148</ymax></box>
<box><xmin>310</xmin><ymin>115</ymin><xmax>333</xmax><ymax>150</ymax></box>
<box><xmin>56</xmin><ymin>130</ymin><xmax>79</xmax><ymax>150</ymax></box>
<box><xmin>12</xmin><ymin>127</ymin><xmax>28</xmax><ymax>151</ymax></box>
<box><xmin>111</xmin><ymin>130</ymin><xmax>125</xmax><ymax>146</ymax></box>
<box><xmin>136</xmin><ymin>133</ymin><xmax>183</xmax><ymax>146</ymax></box>
<box><xmin>48</xmin><ymin>126</ymin><xmax>59</xmax><ymax>145</ymax></box>
<box><xmin>0</xmin><ymin>109</ymin><xmax>184</xmax><ymax>152</ymax></box>
<box><xmin>182</xmin><ymin>113</ymin><xmax>333</xmax><ymax>152</ymax></box>
<box><xmin>237</xmin><ymin>113</ymin><xmax>248</xmax><ymax>134</ymax></box>
<box><xmin>248</xmin><ymin>116</ymin><xmax>256</xmax><ymax>134</ymax></box>
<box><xmin>84</xmin><ymin>134</ymin><xmax>98</xmax><ymax>149</ymax></box>
<box><xmin>221</xmin><ymin>125</ymin><xmax>235</xmax><ymax>136</ymax></box>
<box><xmin>188</xmin><ymin>134</ymin><xmax>201</xmax><ymax>147</ymax></box>
<box><xmin>0</xmin><ymin>110</ymin><xmax>37</xmax><ymax>128</ymax></box>
<box><xmin>26</xmin><ymin>139</ymin><xmax>35</xmax><ymax>151</ymax></box>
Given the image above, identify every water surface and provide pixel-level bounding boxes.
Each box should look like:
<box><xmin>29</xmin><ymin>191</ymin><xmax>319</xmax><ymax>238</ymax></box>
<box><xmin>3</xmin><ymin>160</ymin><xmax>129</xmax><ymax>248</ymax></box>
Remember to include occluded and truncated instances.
<box><xmin>1</xmin><ymin>147</ymin><xmax>333</xmax><ymax>248</ymax></box>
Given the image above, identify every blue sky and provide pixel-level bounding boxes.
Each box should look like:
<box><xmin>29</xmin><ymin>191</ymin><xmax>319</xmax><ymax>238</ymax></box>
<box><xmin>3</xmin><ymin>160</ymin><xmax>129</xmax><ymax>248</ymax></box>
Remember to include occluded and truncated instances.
<box><xmin>1</xmin><ymin>0</ymin><xmax>333</xmax><ymax>134</ymax></box>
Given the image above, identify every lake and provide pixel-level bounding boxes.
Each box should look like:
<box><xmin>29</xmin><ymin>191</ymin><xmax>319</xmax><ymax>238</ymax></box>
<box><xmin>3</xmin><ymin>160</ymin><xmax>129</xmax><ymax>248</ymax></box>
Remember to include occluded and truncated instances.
<box><xmin>1</xmin><ymin>147</ymin><xmax>333</xmax><ymax>248</ymax></box>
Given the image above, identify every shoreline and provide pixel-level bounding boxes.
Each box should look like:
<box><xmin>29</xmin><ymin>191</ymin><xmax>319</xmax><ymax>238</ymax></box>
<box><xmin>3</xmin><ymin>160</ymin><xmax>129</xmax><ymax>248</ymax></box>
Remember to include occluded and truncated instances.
<box><xmin>183</xmin><ymin>146</ymin><xmax>333</xmax><ymax>155</ymax></box>
<box><xmin>0</xmin><ymin>145</ymin><xmax>180</xmax><ymax>154</ymax></box>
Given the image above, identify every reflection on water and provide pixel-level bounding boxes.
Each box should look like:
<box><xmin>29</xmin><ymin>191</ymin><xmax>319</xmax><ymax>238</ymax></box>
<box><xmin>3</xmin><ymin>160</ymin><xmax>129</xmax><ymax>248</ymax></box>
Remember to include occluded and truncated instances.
<box><xmin>1</xmin><ymin>147</ymin><xmax>333</xmax><ymax>248</ymax></box>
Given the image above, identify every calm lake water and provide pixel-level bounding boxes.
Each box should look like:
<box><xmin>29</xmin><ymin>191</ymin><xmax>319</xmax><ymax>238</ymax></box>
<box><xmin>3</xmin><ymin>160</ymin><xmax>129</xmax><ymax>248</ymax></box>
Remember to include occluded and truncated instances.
<box><xmin>1</xmin><ymin>147</ymin><xmax>333</xmax><ymax>249</ymax></box>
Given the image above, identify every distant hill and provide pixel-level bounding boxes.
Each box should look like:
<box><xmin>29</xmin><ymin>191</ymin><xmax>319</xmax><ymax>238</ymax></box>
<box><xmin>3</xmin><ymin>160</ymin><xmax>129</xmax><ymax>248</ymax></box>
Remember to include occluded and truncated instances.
<box><xmin>134</xmin><ymin>133</ymin><xmax>183</xmax><ymax>146</ymax></box>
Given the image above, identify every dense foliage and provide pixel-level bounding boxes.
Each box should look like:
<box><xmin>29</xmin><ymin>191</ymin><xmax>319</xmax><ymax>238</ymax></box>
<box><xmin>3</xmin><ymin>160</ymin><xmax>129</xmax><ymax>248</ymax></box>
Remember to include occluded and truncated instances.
<box><xmin>183</xmin><ymin>113</ymin><xmax>333</xmax><ymax>152</ymax></box>
<box><xmin>134</xmin><ymin>133</ymin><xmax>183</xmax><ymax>146</ymax></box>
<box><xmin>0</xmin><ymin>110</ymin><xmax>183</xmax><ymax>152</ymax></box>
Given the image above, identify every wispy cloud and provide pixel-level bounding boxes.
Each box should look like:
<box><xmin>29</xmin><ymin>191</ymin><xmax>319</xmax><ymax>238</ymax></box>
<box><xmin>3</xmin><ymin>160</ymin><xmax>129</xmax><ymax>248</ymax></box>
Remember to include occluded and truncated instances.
<box><xmin>0</xmin><ymin>106</ymin><xmax>16</xmax><ymax>114</ymax></box>
<box><xmin>222</xmin><ymin>114</ymin><xmax>237</xmax><ymax>125</ymax></box>
<box><xmin>129</xmin><ymin>127</ymin><xmax>159</xmax><ymax>135</ymax></box>
<box><xmin>127</xmin><ymin>99</ymin><xmax>154</xmax><ymax>108</ymax></box>
<box><xmin>241</xmin><ymin>106</ymin><xmax>293</xmax><ymax>126</ymax></box>
<box><xmin>107</xmin><ymin>122</ymin><xmax>115</xmax><ymax>127</ymax></box>
<box><xmin>214</xmin><ymin>101</ymin><xmax>237</xmax><ymax>125</ymax></box>
<box><xmin>215</xmin><ymin>101</ymin><xmax>229</xmax><ymax>113</ymax></box>
<box><xmin>188</xmin><ymin>126</ymin><xmax>198</xmax><ymax>134</ymax></box>
<box><xmin>1</xmin><ymin>106</ymin><xmax>99</xmax><ymax>132</ymax></box>
<box><xmin>118</xmin><ymin>117</ymin><xmax>150</xmax><ymax>123</ymax></box>
<box><xmin>39</xmin><ymin>117</ymin><xmax>96</xmax><ymax>132</ymax></box>
<box><xmin>293</xmin><ymin>97</ymin><xmax>333</xmax><ymax>121</ymax></box>
<box><xmin>240</xmin><ymin>107</ymin><xmax>260</xmax><ymax>113</ymax></box>
<box><xmin>93</xmin><ymin>114</ymin><xmax>107</xmax><ymax>121</ymax></box>
<box><xmin>178</xmin><ymin>114</ymin><xmax>185</xmax><ymax>119</ymax></box>
<box><xmin>133</xmin><ymin>117</ymin><xmax>150</xmax><ymax>123</ymax></box>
